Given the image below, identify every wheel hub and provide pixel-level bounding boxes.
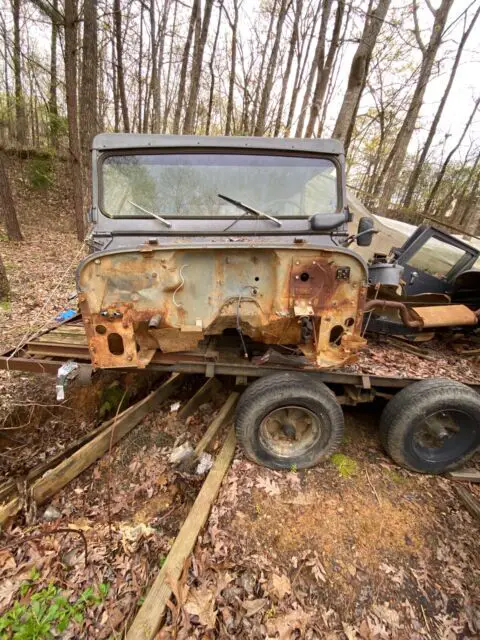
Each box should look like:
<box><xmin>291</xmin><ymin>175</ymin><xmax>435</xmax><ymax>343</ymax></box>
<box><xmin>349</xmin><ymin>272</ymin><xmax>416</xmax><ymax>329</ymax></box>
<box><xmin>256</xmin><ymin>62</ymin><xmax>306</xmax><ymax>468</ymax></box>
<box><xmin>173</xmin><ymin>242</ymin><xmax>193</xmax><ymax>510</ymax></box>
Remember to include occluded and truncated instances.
<box><xmin>259</xmin><ymin>405</ymin><xmax>322</xmax><ymax>458</ymax></box>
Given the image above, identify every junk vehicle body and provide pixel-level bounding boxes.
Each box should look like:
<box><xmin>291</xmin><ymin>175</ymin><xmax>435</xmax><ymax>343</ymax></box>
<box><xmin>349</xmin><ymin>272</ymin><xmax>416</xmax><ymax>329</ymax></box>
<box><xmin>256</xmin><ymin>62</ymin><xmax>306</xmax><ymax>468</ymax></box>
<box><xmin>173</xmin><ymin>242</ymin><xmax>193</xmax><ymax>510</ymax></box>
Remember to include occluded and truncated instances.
<box><xmin>2</xmin><ymin>134</ymin><xmax>480</xmax><ymax>475</ymax></box>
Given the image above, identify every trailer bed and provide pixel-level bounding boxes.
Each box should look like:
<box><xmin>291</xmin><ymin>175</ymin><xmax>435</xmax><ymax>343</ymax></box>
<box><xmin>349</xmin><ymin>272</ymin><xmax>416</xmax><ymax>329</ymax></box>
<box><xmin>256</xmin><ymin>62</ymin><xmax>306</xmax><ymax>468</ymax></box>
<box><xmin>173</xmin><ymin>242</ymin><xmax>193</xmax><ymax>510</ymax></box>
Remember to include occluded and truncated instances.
<box><xmin>1</xmin><ymin>317</ymin><xmax>479</xmax><ymax>393</ymax></box>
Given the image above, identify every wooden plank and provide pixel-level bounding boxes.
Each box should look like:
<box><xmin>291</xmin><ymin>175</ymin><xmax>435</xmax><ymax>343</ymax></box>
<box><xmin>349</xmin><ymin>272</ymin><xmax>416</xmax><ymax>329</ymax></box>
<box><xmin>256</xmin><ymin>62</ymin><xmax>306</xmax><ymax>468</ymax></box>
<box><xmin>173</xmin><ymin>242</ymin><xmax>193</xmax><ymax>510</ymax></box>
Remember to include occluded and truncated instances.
<box><xmin>455</xmin><ymin>485</ymin><xmax>480</xmax><ymax>520</ymax></box>
<box><xmin>126</xmin><ymin>427</ymin><xmax>236</xmax><ymax>640</ymax></box>
<box><xmin>0</xmin><ymin>374</ymin><xmax>184</xmax><ymax>525</ymax></box>
<box><xmin>49</xmin><ymin>325</ymin><xmax>86</xmax><ymax>335</ymax></box>
<box><xmin>194</xmin><ymin>392</ymin><xmax>239</xmax><ymax>458</ymax></box>
<box><xmin>177</xmin><ymin>377</ymin><xmax>221</xmax><ymax>421</ymax></box>
<box><xmin>447</xmin><ymin>468</ymin><xmax>480</xmax><ymax>483</ymax></box>
<box><xmin>34</xmin><ymin>333</ymin><xmax>87</xmax><ymax>345</ymax></box>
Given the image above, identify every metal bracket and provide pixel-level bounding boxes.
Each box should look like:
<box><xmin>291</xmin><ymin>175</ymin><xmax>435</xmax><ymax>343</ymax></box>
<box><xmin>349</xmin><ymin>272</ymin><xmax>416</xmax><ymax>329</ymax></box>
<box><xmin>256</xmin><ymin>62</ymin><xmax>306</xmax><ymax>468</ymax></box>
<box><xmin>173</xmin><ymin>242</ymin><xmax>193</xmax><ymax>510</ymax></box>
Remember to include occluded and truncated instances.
<box><xmin>56</xmin><ymin>360</ymin><xmax>79</xmax><ymax>401</ymax></box>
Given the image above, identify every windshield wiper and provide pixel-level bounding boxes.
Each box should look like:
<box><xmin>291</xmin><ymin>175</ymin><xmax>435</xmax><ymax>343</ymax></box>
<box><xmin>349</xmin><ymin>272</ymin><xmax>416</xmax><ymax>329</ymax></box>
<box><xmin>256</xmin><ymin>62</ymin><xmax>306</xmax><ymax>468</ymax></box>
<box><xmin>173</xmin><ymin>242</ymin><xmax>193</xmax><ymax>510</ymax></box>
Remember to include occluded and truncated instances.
<box><xmin>219</xmin><ymin>193</ymin><xmax>282</xmax><ymax>231</ymax></box>
<box><xmin>128</xmin><ymin>200</ymin><xmax>172</xmax><ymax>228</ymax></box>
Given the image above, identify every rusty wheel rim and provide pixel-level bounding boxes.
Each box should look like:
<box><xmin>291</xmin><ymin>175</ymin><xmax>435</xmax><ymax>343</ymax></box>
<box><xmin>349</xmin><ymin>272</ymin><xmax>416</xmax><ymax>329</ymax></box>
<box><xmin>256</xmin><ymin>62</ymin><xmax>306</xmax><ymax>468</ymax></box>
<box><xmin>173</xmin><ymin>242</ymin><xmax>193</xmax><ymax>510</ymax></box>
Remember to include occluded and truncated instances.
<box><xmin>259</xmin><ymin>406</ymin><xmax>322</xmax><ymax>458</ymax></box>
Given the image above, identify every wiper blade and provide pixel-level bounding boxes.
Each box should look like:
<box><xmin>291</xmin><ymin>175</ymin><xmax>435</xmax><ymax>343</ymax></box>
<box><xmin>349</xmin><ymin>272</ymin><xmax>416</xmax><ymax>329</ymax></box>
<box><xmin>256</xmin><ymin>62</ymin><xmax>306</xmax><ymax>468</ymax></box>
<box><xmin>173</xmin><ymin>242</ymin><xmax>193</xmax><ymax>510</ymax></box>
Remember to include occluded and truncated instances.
<box><xmin>218</xmin><ymin>193</ymin><xmax>282</xmax><ymax>231</ymax></box>
<box><xmin>128</xmin><ymin>200</ymin><xmax>172</xmax><ymax>228</ymax></box>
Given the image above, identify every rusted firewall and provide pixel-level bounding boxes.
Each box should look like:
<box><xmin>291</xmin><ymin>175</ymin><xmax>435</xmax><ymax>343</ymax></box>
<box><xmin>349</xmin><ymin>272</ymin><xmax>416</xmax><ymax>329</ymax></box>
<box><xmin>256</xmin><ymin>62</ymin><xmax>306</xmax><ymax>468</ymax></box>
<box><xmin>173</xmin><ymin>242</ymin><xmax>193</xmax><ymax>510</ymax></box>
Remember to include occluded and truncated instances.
<box><xmin>77</xmin><ymin>245</ymin><xmax>368</xmax><ymax>369</ymax></box>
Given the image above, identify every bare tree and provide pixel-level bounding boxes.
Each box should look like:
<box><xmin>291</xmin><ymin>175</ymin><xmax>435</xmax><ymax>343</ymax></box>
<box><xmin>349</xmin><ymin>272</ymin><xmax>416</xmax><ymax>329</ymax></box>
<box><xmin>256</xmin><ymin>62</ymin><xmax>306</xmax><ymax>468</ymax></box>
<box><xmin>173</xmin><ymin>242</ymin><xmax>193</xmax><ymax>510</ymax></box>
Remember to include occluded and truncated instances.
<box><xmin>377</xmin><ymin>0</ymin><xmax>454</xmax><ymax>210</ymax></box>
<box><xmin>304</xmin><ymin>0</ymin><xmax>344</xmax><ymax>138</ymax></box>
<box><xmin>402</xmin><ymin>3</ymin><xmax>480</xmax><ymax>209</ymax></box>
<box><xmin>172</xmin><ymin>0</ymin><xmax>198</xmax><ymax>134</ymax></box>
<box><xmin>113</xmin><ymin>0</ymin><xmax>130</xmax><ymax>132</ymax></box>
<box><xmin>332</xmin><ymin>0</ymin><xmax>391</xmax><ymax>152</ymax></box>
<box><xmin>206</xmin><ymin>5</ymin><xmax>222</xmax><ymax>135</ymax></box>
<box><xmin>12</xmin><ymin>0</ymin><xmax>26</xmax><ymax>146</ymax></box>
<box><xmin>48</xmin><ymin>0</ymin><xmax>59</xmax><ymax>149</ymax></box>
<box><xmin>223</xmin><ymin>0</ymin><xmax>241</xmax><ymax>136</ymax></box>
<box><xmin>184</xmin><ymin>0</ymin><xmax>214</xmax><ymax>134</ymax></box>
<box><xmin>64</xmin><ymin>0</ymin><xmax>85</xmax><ymax>239</ymax></box>
<box><xmin>80</xmin><ymin>0</ymin><xmax>98</xmax><ymax>179</ymax></box>
<box><xmin>295</xmin><ymin>0</ymin><xmax>332</xmax><ymax>138</ymax></box>
<box><xmin>424</xmin><ymin>97</ymin><xmax>480</xmax><ymax>215</ymax></box>
<box><xmin>254</xmin><ymin>0</ymin><xmax>291</xmax><ymax>136</ymax></box>
<box><xmin>0</xmin><ymin>151</ymin><xmax>23</xmax><ymax>241</ymax></box>
<box><xmin>273</xmin><ymin>0</ymin><xmax>302</xmax><ymax>137</ymax></box>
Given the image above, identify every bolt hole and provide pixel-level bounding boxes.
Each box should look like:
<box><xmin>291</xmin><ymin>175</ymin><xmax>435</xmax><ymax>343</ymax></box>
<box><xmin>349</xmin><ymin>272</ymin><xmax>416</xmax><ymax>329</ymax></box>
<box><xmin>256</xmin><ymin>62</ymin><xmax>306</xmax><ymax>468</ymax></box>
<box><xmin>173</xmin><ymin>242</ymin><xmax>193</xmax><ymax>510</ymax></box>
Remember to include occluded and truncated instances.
<box><xmin>300</xmin><ymin>272</ymin><xmax>310</xmax><ymax>282</ymax></box>
<box><xmin>95</xmin><ymin>325</ymin><xmax>107</xmax><ymax>335</ymax></box>
<box><xmin>254</xmin><ymin>276</ymin><xmax>260</xmax><ymax>282</ymax></box>
<box><xmin>108</xmin><ymin>333</ymin><xmax>124</xmax><ymax>355</ymax></box>
<box><xmin>344</xmin><ymin>317</ymin><xmax>355</xmax><ymax>327</ymax></box>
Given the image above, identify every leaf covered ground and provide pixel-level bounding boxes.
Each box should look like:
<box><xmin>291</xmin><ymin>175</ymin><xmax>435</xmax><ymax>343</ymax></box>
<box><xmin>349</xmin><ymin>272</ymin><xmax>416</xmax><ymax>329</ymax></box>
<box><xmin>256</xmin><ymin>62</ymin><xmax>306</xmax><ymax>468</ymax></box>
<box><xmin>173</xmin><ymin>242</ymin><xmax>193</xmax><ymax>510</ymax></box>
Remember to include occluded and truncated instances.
<box><xmin>0</xmin><ymin>157</ymin><xmax>479</xmax><ymax>638</ymax></box>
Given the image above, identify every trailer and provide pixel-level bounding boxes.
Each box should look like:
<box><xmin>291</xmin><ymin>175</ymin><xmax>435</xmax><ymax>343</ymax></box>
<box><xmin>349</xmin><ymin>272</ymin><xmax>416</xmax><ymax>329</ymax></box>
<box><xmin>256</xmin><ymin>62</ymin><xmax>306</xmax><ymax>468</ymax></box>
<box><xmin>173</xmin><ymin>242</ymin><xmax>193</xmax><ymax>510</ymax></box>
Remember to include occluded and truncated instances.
<box><xmin>2</xmin><ymin>312</ymin><xmax>479</xmax><ymax>475</ymax></box>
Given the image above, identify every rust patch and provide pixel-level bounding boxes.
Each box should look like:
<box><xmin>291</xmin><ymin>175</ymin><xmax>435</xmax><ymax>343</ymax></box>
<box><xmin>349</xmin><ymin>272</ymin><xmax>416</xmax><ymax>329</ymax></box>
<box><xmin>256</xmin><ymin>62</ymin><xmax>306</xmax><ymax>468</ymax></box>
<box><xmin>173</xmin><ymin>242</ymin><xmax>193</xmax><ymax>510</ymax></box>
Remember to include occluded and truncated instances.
<box><xmin>77</xmin><ymin>246</ymin><xmax>368</xmax><ymax>369</ymax></box>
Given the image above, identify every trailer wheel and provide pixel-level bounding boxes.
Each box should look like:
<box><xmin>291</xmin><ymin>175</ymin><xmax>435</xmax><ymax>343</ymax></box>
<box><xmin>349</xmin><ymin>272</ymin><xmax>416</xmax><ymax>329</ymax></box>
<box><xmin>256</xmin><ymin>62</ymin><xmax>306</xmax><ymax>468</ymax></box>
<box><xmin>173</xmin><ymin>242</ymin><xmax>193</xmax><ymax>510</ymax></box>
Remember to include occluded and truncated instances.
<box><xmin>235</xmin><ymin>373</ymin><xmax>343</xmax><ymax>470</ymax></box>
<box><xmin>380</xmin><ymin>378</ymin><xmax>480</xmax><ymax>474</ymax></box>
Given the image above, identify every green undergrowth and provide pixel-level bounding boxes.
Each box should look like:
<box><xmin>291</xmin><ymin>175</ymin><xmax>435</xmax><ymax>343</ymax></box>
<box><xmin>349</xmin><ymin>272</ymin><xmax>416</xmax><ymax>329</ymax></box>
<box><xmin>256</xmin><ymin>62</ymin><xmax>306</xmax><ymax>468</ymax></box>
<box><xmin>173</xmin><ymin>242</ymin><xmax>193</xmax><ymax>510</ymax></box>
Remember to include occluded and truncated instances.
<box><xmin>330</xmin><ymin>453</ymin><xmax>358</xmax><ymax>478</ymax></box>
<box><xmin>0</xmin><ymin>568</ymin><xmax>109</xmax><ymax>639</ymax></box>
<box><xmin>0</xmin><ymin>301</ymin><xmax>11</xmax><ymax>312</ymax></box>
<box><xmin>26</xmin><ymin>156</ymin><xmax>54</xmax><ymax>189</ymax></box>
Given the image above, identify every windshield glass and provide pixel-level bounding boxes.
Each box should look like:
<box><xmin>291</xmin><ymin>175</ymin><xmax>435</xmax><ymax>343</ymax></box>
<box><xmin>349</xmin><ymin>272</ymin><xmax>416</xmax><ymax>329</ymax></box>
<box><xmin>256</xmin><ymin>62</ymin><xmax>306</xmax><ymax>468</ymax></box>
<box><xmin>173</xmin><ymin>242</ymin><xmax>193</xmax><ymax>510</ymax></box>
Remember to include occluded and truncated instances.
<box><xmin>101</xmin><ymin>152</ymin><xmax>338</xmax><ymax>218</ymax></box>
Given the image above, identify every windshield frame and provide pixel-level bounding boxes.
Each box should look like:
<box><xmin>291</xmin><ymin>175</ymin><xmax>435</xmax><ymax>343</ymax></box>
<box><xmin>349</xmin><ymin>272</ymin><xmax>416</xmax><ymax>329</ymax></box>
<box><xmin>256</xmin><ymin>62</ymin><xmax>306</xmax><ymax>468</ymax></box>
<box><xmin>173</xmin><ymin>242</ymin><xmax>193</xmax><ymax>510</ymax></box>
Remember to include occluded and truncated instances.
<box><xmin>97</xmin><ymin>148</ymin><xmax>343</xmax><ymax>220</ymax></box>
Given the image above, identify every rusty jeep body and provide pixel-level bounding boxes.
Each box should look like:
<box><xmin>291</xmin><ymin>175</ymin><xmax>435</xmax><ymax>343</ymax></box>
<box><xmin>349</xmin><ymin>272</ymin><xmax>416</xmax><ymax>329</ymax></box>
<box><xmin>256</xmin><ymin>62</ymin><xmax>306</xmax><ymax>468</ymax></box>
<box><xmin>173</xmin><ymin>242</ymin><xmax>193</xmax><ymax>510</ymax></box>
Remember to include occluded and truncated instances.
<box><xmin>78</xmin><ymin>135</ymin><xmax>371</xmax><ymax>370</ymax></box>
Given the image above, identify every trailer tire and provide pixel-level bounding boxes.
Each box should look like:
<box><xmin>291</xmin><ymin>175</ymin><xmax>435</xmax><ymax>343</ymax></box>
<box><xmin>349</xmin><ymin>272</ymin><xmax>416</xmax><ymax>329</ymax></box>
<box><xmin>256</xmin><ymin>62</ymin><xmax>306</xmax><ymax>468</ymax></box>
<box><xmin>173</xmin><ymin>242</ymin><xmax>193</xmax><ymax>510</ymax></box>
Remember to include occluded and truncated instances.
<box><xmin>380</xmin><ymin>378</ymin><xmax>480</xmax><ymax>474</ymax></box>
<box><xmin>235</xmin><ymin>372</ymin><xmax>343</xmax><ymax>470</ymax></box>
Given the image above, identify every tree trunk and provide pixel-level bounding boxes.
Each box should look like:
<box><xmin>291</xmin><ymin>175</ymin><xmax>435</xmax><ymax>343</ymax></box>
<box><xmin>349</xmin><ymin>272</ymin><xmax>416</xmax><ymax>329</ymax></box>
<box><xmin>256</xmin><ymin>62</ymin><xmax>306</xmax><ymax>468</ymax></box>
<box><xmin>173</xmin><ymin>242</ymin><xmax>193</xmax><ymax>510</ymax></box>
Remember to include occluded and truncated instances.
<box><xmin>295</xmin><ymin>0</ymin><xmax>332</xmax><ymax>138</ymax></box>
<box><xmin>305</xmin><ymin>0</ymin><xmax>344</xmax><ymax>138</ymax></box>
<box><xmin>80</xmin><ymin>0</ymin><xmax>98</xmax><ymax>193</ymax></box>
<box><xmin>378</xmin><ymin>0</ymin><xmax>454</xmax><ymax>211</ymax></box>
<box><xmin>0</xmin><ymin>151</ymin><xmax>23</xmax><ymax>241</ymax></box>
<box><xmin>402</xmin><ymin>3</ymin><xmax>480</xmax><ymax>209</ymax></box>
<box><xmin>48</xmin><ymin>0</ymin><xmax>59</xmax><ymax>149</ymax></box>
<box><xmin>152</xmin><ymin>0</ymin><xmax>170</xmax><ymax>133</ymax></box>
<box><xmin>224</xmin><ymin>0</ymin><xmax>239</xmax><ymax>136</ymax></box>
<box><xmin>12</xmin><ymin>0</ymin><xmax>26</xmax><ymax>146</ymax></box>
<box><xmin>254</xmin><ymin>0</ymin><xmax>291</xmax><ymax>136</ymax></box>
<box><xmin>332</xmin><ymin>0</ymin><xmax>391</xmax><ymax>151</ymax></box>
<box><xmin>64</xmin><ymin>0</ymin><xmax>85</xmax><ymax>240</ymax></box>
<box><xmin>113</xmin><ymin>0</ymin><xmax>130</xmax><ymax>132</ymax></box>
<box><xmin>111</xmin><ymin>32</ymin><xmax>120</xmax><ymax>132</ymax></box>
<box><xmin>274</xmin><ymin>0</ymin><xmax>302</xmax><ymax>137</ymax></box>
<box><xmin>183</xmin><ymin>0</ymin><xmax>214</xmax><ymax>135</ymax></box>
<box><xmin>250</xmin><ymin>1</ymin><xmax>278</xmax><ymax>133</ymax></box>
<box><xmin>172</xmin><ymin>0</ymin><xmax>198</xmax><ymax>134</ymax></box>
<box><xmin>162</xmin><ymin>0</ymin><xmax>178</xmax><ymax>133</ymax></box>
<box><xmin>0</xmin><ymin>251</ymin><xmax>10</xmax><ymax>304</ymax></box>
<box><xmin>317</xmin><ymin>0</ymin><xmax>352</xmax><ymax>136</ymax></box>
<box><xmin>137</xmin><ymin>2</ymin><xmax>144</xmax><ymax>132</ymax></box>
<box><xmin>206</xmin><ymin>6</ymin><xmax>222</xmax><ymax>136</ymax></box>
<box><xmin>284</xmin><ymin>0</ymin><xmax>321</xmax><ymax>137</ymax></box>
<box><xmin>424</xmin><ymin>97</ymin><xmax>480</xmax><ymax>215</ymax></box>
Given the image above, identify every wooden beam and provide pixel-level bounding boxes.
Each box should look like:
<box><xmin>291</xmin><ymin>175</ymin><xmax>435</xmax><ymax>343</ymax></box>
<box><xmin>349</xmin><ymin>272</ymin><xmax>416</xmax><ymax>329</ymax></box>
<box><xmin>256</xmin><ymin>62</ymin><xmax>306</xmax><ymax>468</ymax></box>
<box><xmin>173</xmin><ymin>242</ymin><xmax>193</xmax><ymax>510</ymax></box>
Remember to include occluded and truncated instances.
<box><xmin>447</xmin><ymin>468</ymin><xmax>480</xmax><ymax>483</ymax></box>
<box><xmin>0</xmin><ymin>374</ymin><xmax>184</xmax><ymax>526</ymax></box>
<box><xmin>455</xmin><ymin>485</ymin><xmax>480</xmax><ymax>521</ymax></box>
<box><xmin>194</xmin><ymin>392</ymin><xmax>239</xmax><ymax>458</ymax></box>
<box><xmin>177</xmin><ymin>377</ymin><xmax>221</xmax><ymax>421</ymax></box>
<box><xmin>126</xmin><ymin>426</ymin><xmax>236</xmax><ymax>640</ymax></box>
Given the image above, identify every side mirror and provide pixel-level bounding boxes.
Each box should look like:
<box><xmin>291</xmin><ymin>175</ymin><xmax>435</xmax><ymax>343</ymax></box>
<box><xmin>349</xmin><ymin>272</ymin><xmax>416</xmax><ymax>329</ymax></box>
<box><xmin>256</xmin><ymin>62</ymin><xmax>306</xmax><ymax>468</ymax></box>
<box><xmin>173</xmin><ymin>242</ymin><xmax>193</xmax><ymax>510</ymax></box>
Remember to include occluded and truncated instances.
<box><xmin>310</xmin><ymin>211</ymin><xmax>349</xmax><ymax>232</ymax></box>
<box><xmin>356</xmin><ymin>216</ymin><xmax>375</xmax><ymax>247</ymax></box>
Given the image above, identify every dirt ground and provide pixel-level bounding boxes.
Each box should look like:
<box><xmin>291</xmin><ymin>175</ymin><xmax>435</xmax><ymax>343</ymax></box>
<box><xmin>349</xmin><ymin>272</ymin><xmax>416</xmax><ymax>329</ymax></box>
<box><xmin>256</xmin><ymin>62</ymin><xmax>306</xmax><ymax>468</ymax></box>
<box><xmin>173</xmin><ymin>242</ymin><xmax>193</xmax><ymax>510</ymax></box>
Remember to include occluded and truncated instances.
<box><xmin>0</xmin><ymin>157</ymin><xmax>479</xmax><ymax>639</ymax></box>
